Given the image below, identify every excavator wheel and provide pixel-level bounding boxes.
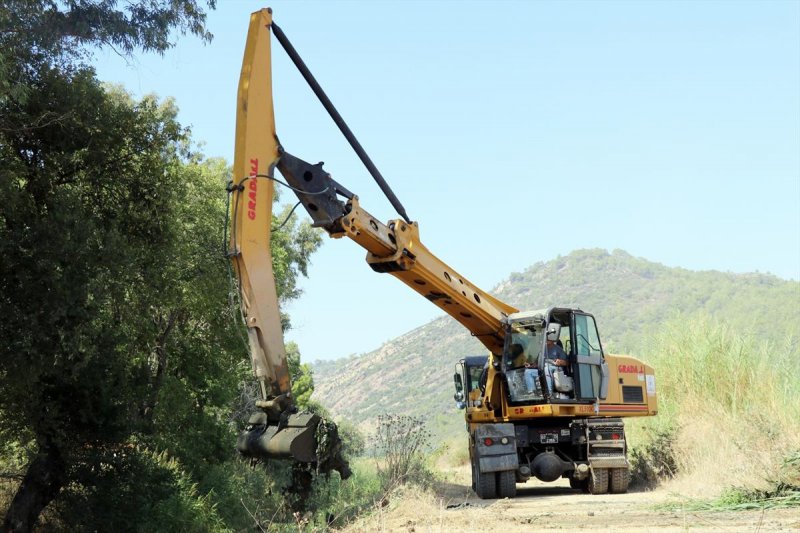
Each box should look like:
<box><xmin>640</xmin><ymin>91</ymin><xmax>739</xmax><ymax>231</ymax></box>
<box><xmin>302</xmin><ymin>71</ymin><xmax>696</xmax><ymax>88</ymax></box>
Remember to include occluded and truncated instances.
<box><xmin>587</xmin><ymin>467</ymin><xmax>609</xmax><ymax>494</ymax></box>
<box><xmin>470</xmin><ymin>456</ymin><xmax>477</xmax><ymax>491</ymax></box>
<box><xmin>497</xmin><ymin>470</ymin><xmax>517</xmax><ymax>498</ymax></box>
<box><xmin>609</xmin><ymin>467</ymin><xmax>630</xmax><ymax>493</ymax></box>
<box><xmin>473</xmin><ymin>458</ymin><xmax>497</xmax><ymax>499</ymax></box>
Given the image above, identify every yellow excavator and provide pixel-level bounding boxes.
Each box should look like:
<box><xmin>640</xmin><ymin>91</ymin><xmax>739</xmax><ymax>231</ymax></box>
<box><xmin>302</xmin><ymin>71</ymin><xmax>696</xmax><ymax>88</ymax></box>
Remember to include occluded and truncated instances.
<box><xmin>228</xmin><ymin>8</ymin><xmax>657</xmax><ymax>498</ymax></box>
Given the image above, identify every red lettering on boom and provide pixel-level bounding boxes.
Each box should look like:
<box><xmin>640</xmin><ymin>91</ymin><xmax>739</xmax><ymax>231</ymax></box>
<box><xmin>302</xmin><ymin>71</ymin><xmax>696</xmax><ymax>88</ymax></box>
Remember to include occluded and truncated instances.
<box><xmin>246</xmin><ymin>158</ymin><xmax>259</xmax><ymax>220</ymax></box>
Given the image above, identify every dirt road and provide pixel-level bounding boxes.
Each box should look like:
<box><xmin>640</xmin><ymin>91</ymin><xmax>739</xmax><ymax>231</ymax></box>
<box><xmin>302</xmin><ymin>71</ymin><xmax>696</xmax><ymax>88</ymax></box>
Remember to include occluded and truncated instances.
<box><xmin>345</xmin><ymin>468</ymin><xmax>800</xmax><ymax>532</ymax></box>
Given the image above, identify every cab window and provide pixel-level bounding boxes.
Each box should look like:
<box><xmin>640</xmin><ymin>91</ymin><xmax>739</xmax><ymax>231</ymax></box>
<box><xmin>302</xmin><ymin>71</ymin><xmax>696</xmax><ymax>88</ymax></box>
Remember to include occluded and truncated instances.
<box><xmin>467</xmin><ymin>363</ymin><xmax>484</xmax><ymax>392</ymax></box>
<box><xmin>573</xmin><ymin>313</ymin><xmax>604</xmax><ymax>399</ymax></box>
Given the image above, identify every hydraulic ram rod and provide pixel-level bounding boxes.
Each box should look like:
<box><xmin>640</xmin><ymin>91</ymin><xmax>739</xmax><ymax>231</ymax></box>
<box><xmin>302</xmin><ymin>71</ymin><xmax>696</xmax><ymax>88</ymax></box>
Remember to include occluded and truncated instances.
<box><xmin>270</xmin><ymin>20</ymin><xmax>411</xmax><ymax>224</ymax></box>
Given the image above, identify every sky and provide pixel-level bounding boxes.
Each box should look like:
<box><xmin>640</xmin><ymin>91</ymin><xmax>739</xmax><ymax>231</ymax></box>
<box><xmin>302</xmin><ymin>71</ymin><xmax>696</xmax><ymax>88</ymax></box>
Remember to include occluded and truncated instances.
<box><xmin>93</xmin><ymin>0</ymin><xmax>800</xmax><ymax>361</ymax></box>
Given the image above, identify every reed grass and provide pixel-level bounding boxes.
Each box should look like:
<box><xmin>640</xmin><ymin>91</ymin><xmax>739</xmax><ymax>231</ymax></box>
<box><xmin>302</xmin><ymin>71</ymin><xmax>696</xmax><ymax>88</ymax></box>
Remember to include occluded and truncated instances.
<box><xmin>627</xmin><ymin>314</ymin><xmax>800</xmax><ymax>502</ymax></box>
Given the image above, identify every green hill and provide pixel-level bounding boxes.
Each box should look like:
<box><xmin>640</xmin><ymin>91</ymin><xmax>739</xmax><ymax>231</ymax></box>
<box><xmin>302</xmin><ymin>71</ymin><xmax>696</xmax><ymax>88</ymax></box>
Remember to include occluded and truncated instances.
<box><xmin>311</xmin><ymin>249</ymin><xmax>799</xmax><ymax>438</ymax></box>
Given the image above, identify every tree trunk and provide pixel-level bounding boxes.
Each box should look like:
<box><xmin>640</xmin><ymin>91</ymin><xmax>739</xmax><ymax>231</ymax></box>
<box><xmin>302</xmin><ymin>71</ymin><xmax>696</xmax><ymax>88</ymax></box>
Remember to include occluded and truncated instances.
<box><xmin>140</xmin><ymin>310</ymin><xmax>179</xmax><ymax>425</ymax></box>
<box><xmin>3</xmin><ymin>441</ymin><xmax>67</xmax><ymax>533</ymax></box>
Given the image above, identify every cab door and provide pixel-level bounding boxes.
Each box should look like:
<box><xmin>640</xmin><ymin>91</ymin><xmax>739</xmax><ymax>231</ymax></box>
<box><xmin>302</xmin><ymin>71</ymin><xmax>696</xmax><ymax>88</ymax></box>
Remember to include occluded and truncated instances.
<box><xmin>571</xmin><ymin>313</ymin><xmax>609</xmax><ymax>401</ymax></box>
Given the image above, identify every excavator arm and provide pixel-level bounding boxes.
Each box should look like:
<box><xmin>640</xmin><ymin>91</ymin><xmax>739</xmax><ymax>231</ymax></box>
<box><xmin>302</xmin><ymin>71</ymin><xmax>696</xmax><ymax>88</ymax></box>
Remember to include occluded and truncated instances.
<box><xmin>276</xmin><ymin>152</ymin><xmax>517</xmax><ymax>356</ymax></box>
<box><xmin>230</xmin><ymin>8</ymin><xmax>285</xmax><ymax>414</ymax></box>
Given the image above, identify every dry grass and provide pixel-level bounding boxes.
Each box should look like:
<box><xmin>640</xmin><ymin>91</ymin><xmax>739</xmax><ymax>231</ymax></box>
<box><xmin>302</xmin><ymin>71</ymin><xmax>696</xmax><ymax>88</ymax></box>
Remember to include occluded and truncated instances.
<box><xmin>629</xmin><ymin>315</ymin><xmax>800</xmax><ymax>497</ymax></box>
<box><xmin>432</xmin><ymin>437</ymin><xmax>470</xmax><ymax>471</ymax></box>
<box><xmin>338</xmin><ymin>483</ymin><xmax>488</xmax><ymax>532</ymax></box>
<box><xmin>669</xmin><ymin>406</ymin><xmax>792</xmax><ymax>496</ymax></box>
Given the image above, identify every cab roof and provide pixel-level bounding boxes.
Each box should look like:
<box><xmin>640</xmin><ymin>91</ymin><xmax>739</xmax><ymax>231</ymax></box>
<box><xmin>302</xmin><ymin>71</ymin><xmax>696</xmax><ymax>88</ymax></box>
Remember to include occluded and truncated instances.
<box><xmin>507</xmin><ymin>307</ymin><xmax>585</xmax><ymax>323</ymax></box>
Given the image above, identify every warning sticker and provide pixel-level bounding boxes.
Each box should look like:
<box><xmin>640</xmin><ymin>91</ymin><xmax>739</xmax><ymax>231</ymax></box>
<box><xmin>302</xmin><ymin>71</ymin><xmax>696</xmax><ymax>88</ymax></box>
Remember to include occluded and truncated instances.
<box><xmin>646</xmin><ymin>375</ymin><xmax>656</xmax><ymax>396</ymax></box>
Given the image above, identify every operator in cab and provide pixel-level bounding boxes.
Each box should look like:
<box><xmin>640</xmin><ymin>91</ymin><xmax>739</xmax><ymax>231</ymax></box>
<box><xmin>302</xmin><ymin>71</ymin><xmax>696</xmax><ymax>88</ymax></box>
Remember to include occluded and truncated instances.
<box><xmin>544</xmin><ymin>323</ymin><xmax>570</xmax><ymax>398</ymax></box>
<box><xmin>509</xmin><ymin>343</ymin><xmax>541</xmax><ymax>396</ymax></box>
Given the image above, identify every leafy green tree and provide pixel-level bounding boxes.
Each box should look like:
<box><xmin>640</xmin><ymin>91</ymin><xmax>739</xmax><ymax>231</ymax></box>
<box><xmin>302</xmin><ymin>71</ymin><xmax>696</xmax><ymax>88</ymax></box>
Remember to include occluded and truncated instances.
<box><xmin>287</xmin><ymin>341</ymin><xmax>315</xmax><ymax>408</ymax></box>
<box><xmin>336</xmin><ymin>419</ymin><xmax>366</xmax><ymax>458</ymax></box>
<box><xmin>0</xmin><ymin>2</ymin><xmax>334</xmax><ymax>530</ymax></box>
<box><xmin>0</xmin><ymin>0</ymin><xmax>214</xmax><ymax>64</ymax></box>
<box><xmin>0</xmin><ymin>65</ymin><xmax>229</xmax><ymax>528</ymax></box>
<box><xmin>2</xmin><ymin>2</ymin><xmax>278</xmax><ymax>531</ymax></box>
<box><xmin>0</xmin><ymin>83</ymin><xmax>323</xmax><ymax>528</ymax></box>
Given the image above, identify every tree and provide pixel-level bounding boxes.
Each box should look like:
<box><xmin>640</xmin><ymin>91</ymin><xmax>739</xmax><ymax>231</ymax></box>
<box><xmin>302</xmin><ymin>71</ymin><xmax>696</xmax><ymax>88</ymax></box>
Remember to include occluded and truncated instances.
<box><xmin>0</xmin><ymin>1</ymin><xmax>214</xmax><ymax>62</ymax></box>
<box><xmin>284</xmin><ymin>342</ymin><xmax>314</xmax><ymax>408</ymax></box>
<box><xmin>0</xmin><ymin>64</ymin><xmax>208</xmax><ymax>528</ymax></box>
<box><xmin>0</xmin><ymin>81</ymin><xmax>323</xmax><ymax>528</ymax></box>
<box><xmin>2</xmin><ymin>2</ymin><xmax>258</xmax><ymax>531</ymax></box>
<box><xmin>0</xmin><ymin>3</ymin><xmax>332</xmax><ymax>529</ymax></box>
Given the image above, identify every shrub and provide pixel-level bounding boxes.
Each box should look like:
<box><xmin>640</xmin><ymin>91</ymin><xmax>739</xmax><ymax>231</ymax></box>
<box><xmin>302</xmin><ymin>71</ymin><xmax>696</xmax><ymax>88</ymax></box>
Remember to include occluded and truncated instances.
<box><xmin>53</xmin><ymin>447</ymin><xmax>227</xmax><ymax>532</ymax></box>
<box><xmin>629</xmin><ymin>427</ymin><xmax>677</xmax><ymax>489</ymax></box>
<box><xmin>371</xmin><ymin>415</ymin><xmax>433</xmax><ymax>489</ymax></box>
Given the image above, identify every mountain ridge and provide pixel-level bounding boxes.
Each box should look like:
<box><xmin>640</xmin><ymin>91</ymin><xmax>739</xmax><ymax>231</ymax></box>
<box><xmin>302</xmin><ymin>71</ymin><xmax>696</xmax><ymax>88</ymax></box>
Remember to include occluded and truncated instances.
<box><xmin>310</xmin><ymin>248</ymin><xmax>799</xmax><ymax>436</ymax></box>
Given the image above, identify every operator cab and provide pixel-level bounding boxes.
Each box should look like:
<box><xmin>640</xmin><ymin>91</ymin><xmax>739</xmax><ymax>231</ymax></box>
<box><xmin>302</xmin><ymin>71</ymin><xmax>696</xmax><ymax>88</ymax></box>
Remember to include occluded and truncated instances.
<box><xmin>502</xmin><ymin>307</ymin><xmax>610</xmax><ymax>404</ymax></box>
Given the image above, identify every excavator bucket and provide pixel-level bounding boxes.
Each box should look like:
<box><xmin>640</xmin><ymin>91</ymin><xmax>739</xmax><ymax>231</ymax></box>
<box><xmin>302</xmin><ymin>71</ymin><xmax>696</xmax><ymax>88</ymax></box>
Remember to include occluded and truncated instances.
<box><xmin>237</xmin><ymin>412</ymin><xmax>317</xmax><ymax>462</ymax></box>
<box><xmin>237</xmin><ymin>411</ymin><xmax>351</xmax><ymax>478</ymax></box>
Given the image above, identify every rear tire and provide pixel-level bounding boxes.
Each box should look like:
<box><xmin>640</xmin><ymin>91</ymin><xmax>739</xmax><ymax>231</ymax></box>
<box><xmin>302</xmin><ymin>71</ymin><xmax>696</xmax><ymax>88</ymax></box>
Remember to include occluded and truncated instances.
<box><xmin>609</xmin><ymin>467</ymin><xmax>630</xmax><ymax>494</ymax></box>
<box><xmin>569</xmin><ymin>476</ymin><xmax>586</xmax><ymax>490</ymax></box>
<box><xmin>587</xmin><ymin>467</ymin><xmax>609</xmax><ymax>495</ymax></box>
<box><xmin>497</xmin><ymin>470</ymin><xmax>517</xmax><ymax>498</ymax></box>
<box><xmin>470</xmin><ymin>457</ymin><xmax>477</xmax><ymax>491</ymax></box>
<box><xmin>474</xmin><ymin>460</ymin><xmax>497</xmax><ymax>499</ymax></box>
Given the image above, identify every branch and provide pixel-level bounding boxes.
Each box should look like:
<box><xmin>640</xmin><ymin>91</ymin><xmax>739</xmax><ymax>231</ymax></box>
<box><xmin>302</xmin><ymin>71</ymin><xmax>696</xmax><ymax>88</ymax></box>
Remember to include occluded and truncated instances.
<box><xmin>239</xmin><ymin>498</ymin><xmax>266</xmax><ymax>533</ymax></box>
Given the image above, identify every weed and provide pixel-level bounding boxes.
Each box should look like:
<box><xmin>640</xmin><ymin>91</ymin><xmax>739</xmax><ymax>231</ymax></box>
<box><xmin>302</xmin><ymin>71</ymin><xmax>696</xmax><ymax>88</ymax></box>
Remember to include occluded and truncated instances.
<box><xmin>629</xmin><ymin>427</ymin><xmax>677</xmax><ymax>489</ymax></box>
<box><xmin>371</xmin><ymin>414</ymin><xmax>435</xmax><ymax>490</ymax></box>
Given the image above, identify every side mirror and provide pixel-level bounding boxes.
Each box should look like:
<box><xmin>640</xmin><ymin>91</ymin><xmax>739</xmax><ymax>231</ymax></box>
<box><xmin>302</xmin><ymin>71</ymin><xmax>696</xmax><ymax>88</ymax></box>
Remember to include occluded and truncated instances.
<box><xmin>453</xmin><ymin>372</ymin><xmax>463</xmax><ymax>393</ymax></box>
<box><xmin>453</xmin><ymin>373</ymin><xmax>466</xmax><ymax>409</ymax></box>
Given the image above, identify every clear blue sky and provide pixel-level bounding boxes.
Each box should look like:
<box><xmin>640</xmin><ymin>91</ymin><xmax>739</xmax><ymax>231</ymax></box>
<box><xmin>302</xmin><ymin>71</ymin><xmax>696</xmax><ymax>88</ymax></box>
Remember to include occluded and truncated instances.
<box><xmin>94</xmin><ymin>1</ymin><xmax>800</xmax><ymax>361</ymax></box>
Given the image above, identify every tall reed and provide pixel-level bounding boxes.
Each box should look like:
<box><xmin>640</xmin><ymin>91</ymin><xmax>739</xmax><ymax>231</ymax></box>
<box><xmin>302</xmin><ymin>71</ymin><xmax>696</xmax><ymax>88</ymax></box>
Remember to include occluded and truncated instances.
<box><xmin>628</xmin><ymin>314</ymin><xmax>800</xmax><ymax>494</ymax></box>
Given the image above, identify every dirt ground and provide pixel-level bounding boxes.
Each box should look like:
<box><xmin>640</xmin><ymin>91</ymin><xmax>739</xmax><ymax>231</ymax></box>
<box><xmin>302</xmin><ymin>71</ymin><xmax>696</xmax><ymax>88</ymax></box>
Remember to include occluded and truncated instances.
<box><xmin>343</xmin><ymin>466</ymin><xmax>800</xmax><ymax>532</ymax></box>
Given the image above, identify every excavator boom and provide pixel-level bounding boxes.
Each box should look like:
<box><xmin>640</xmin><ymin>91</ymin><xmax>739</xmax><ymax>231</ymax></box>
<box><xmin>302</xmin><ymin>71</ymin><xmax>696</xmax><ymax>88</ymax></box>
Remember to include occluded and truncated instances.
<box><xmin>230</xmin><ymin>8</ymin><xmax>285</xmax><ymax>401</ymax></box>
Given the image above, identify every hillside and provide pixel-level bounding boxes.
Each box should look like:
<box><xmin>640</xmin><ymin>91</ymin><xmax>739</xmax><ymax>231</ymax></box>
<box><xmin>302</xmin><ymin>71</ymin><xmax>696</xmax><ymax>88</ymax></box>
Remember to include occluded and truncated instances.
<box><xmin>311</xmin><ymin>249</ymin><xmax>799</xmax><ymax>437</ymax></box>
